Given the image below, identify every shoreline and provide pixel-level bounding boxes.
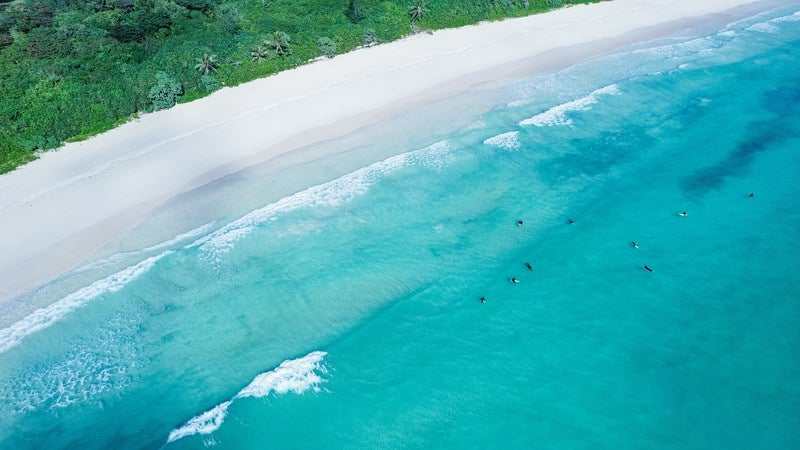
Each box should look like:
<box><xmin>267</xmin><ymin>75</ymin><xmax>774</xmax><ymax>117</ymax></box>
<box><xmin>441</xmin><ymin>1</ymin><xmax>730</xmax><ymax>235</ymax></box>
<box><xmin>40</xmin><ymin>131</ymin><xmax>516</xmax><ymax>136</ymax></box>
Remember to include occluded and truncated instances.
<box><xmin>0</xmin><ymin>0</ymin><xmax>785</xmax><ymax>301</ymax></box>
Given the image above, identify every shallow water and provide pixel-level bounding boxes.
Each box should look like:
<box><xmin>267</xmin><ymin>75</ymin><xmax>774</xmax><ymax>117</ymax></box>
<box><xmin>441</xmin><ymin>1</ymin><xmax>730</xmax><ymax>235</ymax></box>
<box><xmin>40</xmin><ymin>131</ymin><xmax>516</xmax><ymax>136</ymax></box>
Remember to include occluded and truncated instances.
<box><xmin>1</xmin><ymin>5</ymin><xmax>800</xmax><ymax>449</ymax></box>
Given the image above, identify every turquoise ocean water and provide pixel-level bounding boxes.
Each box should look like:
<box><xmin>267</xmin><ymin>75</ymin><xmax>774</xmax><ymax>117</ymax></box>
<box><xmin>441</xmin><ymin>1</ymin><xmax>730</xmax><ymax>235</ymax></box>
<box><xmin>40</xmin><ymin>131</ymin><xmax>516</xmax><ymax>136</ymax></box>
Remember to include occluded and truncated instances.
<box><xmin>1</xmin><ymin>5</ymin><xmax>800</xmax><ymax>448</ymax></box>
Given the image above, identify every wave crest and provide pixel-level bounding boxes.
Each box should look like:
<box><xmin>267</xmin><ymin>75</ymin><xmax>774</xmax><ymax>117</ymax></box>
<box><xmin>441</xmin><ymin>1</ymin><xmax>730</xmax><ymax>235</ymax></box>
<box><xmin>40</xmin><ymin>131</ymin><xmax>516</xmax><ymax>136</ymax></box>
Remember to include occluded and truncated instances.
<box><xmin>167</xmin><ymin>351</ymin><xmax>329</xmax><ymax>443</ymax></box>
<box><xmin>519</xmin><ymin>84</ymin><xmax>620</xmax><ymax>127</ymax></box>
<box><xmin>0</xmin><ymin>252</ymin><xmax>170</xmax><ymax>354</ymax></box>
<box><xmin>746</xmin><ymin>22</ymin><xmax>779</xmax><ymax>33</ymax></box>
<box><xmin>167</xmin><ymin>401</ymin><xmax>232</xmax><ymax>444</ymax></box>
<box><xmin>192</xmin><ymin>141</ymin><xmax>452</xmax><ymax>259</ymax></box>
<box><xmin>483</xmin><ymin>131</ymin><xmax>521</xmax><ymax>150</ymax></box>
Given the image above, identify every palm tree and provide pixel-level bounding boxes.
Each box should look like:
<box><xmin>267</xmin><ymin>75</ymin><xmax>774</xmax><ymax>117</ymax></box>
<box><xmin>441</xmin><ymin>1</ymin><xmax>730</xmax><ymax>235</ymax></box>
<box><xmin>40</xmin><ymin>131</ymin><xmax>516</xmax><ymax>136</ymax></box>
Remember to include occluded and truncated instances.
<box><xmin>264</xmin><ymin>31</ymin><xmax>291</xmax><ymax>57</ymax></box>
<box><xmin>409</xmin><ymin>1</ymin><xmax>426</xmax><ymax>22</ymax></box>
<box><xmin>250</xmin><ymin>46</ymin><xmax>268</xmax><ymax>62</ymax></box>
<box><xmin>195</xmin><ymin>53</ymin><xmax>219</xmax><ymax>75</ymax></box>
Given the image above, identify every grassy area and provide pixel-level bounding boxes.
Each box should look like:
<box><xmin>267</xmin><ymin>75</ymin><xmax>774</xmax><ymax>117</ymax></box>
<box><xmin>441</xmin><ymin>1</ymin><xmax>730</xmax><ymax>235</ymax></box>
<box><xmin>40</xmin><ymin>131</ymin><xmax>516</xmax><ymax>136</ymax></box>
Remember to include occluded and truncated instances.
<box><xmin>0</xmin><ymin>0</ymin><xmax>600</xmax><ymax>174</ymax></box>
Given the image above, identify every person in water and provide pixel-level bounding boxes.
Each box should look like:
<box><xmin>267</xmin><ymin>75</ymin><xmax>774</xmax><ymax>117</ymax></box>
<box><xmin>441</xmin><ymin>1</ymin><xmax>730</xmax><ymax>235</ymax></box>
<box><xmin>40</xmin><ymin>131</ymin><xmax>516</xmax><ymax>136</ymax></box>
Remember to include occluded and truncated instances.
<box><xmin>748</xmin><ymin>192</ymin><xmax>755</xmax><ymax>198</ymax></box>
<box><xmin>568</xmin><ymin>218</ymin><xmax>575</xmax><ymax>225</ymax></box>
<box><xmin>642</xmin><ymin>265</ymin><xmax>654</xmax><ymax>272</ymax></box>
<box><xmin>509</xmin><ymin>276</ymin><xmax>519</xmax><ymax>284</ymax></box>
<box><xmin>517</xmin><ymin>220</ymin><xmax>524</xmax><ymax>227</ymax></box>
<box><xmin>524</xmin><ymin>262</ymin><xmax>533</xmax><ymax>271</ymax></box>
<box><xmin>632</xmin><ymin>241</ymin><xmax>639</xmax><ymax>249</ymax></box>
<box><xmin>480</xmin><ymin>296</ymin><xmax>486</xmax><ymax>304</ymax></box>
<box><xmin>678</xmin><ymin>211</ymin><xmax>688</xmax><ymax>217</ymax></box>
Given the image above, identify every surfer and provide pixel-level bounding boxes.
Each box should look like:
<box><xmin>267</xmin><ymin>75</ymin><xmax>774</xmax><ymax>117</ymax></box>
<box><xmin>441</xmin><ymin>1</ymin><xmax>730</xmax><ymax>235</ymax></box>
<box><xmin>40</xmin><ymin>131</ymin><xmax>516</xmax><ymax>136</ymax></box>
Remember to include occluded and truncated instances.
<box><xmin>632</xmin><ymin>241</ymin><xmax>639</xmax><ymax>249</ymax></box>
<box><xmin>678</xmin><ymin>211</ymin><xmax>688</xmax><ymax>217</ymax></box>
<box><xmin>524</xmin><ymin>262</ymin><xmax>533</xmax><ymax>271</ymax></box>
<box><xmin>642</xmin><ymin>265</ymin><xmax>654</xmax><ymax>272</ymax></box>
<box><xmin>517</xmin><ymin>220</ymin><xmax>524</xmax><ymax>227</ymax></box>
<box><xmin>480</xmin><ymin>296</ymin><xmax>486</xmax><ymax>304</ymax></box>
<box><xmin>568</xmin><ymin>218</ymin><xmax>575</xmax><ymax>225</ymax></box>
<box><xmin>509</xmin><ymin>276</ymin><xmax>520</xmax><ymax>284</ymax></box>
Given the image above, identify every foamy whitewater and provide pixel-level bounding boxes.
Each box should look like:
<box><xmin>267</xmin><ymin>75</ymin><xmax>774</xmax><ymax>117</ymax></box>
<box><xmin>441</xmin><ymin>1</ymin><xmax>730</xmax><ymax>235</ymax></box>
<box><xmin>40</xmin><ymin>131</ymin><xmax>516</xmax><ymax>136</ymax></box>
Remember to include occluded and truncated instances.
<box><xmin>483</xmin><ymin>131</ymin><xmax>521</xmax><ymax>150</ymax></box>
<box><xmin>1</xmin><ymin>4</ymin><xmax>799</xmax><ymax>449</ymax></box>
<box><xmin>0</xmin><ymin>251</ymin><xmax>171</xmax><ymax>354</ymax></box>
<box><xmin>167</xmin><ymin>351</ymin><xmax>327</xmax><ymax>443</ymax></box>
<box><xmin>191</xmin><ymin>140</ymin><xmax>452</xmax><ymax>260</ymax></box>
<box><xmin>518</xmin><ymin>84</ymin><xmax>620</xmax><ymax>127</ymax></box>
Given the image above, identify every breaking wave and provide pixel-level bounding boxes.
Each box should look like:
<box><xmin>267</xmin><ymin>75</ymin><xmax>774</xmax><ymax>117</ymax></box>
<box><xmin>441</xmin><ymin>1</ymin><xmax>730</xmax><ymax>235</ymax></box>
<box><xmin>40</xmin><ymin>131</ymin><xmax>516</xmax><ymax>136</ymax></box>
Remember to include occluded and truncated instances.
<box><xmin>519</xmin><ymin>84</ymin><xmax>620</xmax><ymax>127</ymax></box>
<box><xmin>483</xmin><ymin>131</ymin><xmax>521</xmax><ymax>150</ymax></box>
<box><xmin>167</xmin><ymin>351</ymin><xmax>329</xmax><ymax>443</ymax></box>
<box><xmin>0</xmin><ymin>252</ymin><xmax>171</xmax><ymax>354</ymax></box>
<box><xmin>191</xmin><ymin>141</ymin><xmax>453</xmax><ymax>260</ymax></box>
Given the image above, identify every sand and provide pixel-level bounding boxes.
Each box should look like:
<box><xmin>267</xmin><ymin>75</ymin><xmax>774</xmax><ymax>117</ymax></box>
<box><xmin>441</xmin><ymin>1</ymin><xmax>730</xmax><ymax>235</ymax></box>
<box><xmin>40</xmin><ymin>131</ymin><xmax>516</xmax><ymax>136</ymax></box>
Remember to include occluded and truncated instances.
<box><xmin>0</xmin><ymin>0</ymin><xmax>784</xmax><ymax>300</ymax></box>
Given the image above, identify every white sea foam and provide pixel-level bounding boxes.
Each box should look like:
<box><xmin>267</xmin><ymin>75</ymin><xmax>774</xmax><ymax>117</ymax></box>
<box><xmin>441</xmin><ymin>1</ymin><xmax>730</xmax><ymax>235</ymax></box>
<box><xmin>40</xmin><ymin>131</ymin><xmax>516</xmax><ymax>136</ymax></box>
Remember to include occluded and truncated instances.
<box><xmin>0</xmin><ymin>314</ymin><xmax>141</xmax><ymax>413</ymax></box>
<box><xmin>732</xmin><ymin>9</ymin><xmax>800</xmax><ymax>34</ymax></box>
<box><xmin>167</xmin><ymin>351</ymin><xmax>328</xmax><ymax>443</ymax></box>
<box><xmin>0</xmin><ymin>252</ymin><xmax>170</xmax><ymax>354</ymax></box>
<box><xmin>127</xmin><ymin>221</ymin><xmax>216</xmax><ymax>255</ymax></box>
<box><xmin>625</xmin><ymin>28</ymin><xmax>742</xmax><ymax>70</ymax></box>
<box><xmin>167</xmin><ymin>401</ymin><xmax>233</xmax><ymax>443</ymax></box>
<box><xmin>192</xmin><ymin>141</ymin><xmax>452</xmax><ymax>259</ymax></box>
<box><xmin>770</xmin><ymin>11</ymin><xmax>800</xmax><ymax>23</ymax></box>
<box><xmin>506</xmin><ymin>72</ymin><xmax>578</xmax><ymax>109</ymax></box>
<box><xmin>723</xmin><ymin>9</ymin><xmax>777</xmax><ymax>31</ymax></box>
<box><xmin>746</xmin><ymin>22</ymin><xmax>779</xmax><ymax>33</ymax></box>
<box><xmin>519</xmin><ymin>84</ymin><xmax>620</xmax><ymax>127</ymax></box>
<box><xmin>483</xmin><ymin>131</ymin><xmax>521</xmax><ymax>150</ymax></box>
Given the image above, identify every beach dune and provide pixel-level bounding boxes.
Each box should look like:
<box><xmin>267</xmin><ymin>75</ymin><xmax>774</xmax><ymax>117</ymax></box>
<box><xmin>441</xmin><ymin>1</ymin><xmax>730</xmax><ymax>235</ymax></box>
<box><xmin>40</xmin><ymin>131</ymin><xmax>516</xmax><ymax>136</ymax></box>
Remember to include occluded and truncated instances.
<box><xmin>0</xmin><ymin>0</ymin><xmax>782</xmax><ymax>300</ymax></box>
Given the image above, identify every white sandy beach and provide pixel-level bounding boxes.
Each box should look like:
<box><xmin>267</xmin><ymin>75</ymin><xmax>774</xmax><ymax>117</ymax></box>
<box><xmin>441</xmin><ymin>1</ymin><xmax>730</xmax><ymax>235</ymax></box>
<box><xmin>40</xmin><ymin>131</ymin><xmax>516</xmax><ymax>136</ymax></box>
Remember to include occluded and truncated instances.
<box><xmin>0</xmin><ymin>0</ymin><xmax>783</xmax><ymax>300</ymax></box>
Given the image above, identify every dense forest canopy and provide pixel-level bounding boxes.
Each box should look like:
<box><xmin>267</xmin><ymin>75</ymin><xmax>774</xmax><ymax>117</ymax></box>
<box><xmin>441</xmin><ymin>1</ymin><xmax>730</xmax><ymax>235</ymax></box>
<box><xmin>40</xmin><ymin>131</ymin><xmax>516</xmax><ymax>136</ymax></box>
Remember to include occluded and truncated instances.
<box><xmin>0</xmin><ymin>0</ymin><xmax>599</xmax><ymax>173</ymax></box>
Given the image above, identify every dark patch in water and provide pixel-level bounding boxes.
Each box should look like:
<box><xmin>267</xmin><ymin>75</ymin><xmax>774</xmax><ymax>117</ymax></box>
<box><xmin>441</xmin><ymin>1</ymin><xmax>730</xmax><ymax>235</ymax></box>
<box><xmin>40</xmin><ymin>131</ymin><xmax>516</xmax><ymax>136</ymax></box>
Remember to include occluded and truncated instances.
<box><xmin>762</xmin><ymin>77</ymin><xmax>800</xmax><ymax>117</ymax></box>
<box><xmin>680</xmin><ymin>123</ymin><xmax>790</xmax><ymax>197</ymax></box>
<box><xmin>539</xmin><ymin>129</ymin><xmax>652</xmax><ymax>185</ymax></box>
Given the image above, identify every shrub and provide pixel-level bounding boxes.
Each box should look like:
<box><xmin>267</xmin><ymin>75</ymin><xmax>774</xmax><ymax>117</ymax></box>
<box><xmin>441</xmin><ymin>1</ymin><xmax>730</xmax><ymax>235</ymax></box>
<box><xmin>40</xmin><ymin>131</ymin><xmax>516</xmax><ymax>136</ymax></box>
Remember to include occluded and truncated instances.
<box><xmin>0</xmin><ymin>135</ymin><xmax>35</xmax><ymax>174</ymax></box>
<box><xmin>216</xmin><ymin>4</ymin><xmax>241</xmax><ymax>34</ymax></box>
<box><xmin>0</xmin><ymin>33</ymin><xmax>13</xmax><ymax>50</ymax></box>
<box><xmin>5</xmin><ymin>3</ymin><xmax>38</xmax><ymax>32</ymax></box>
<box><xmin>148</xmin><ymin>72</ymin><xmax>183</xmax><ymax>110</ymax></box>
<box><xmin>344</xmin><ymin>0</ymin><xmax>364</xmax><ymax>23</ymax></box>
<box><xmin>175</xmin><ymin>0</ymin><xmax>213</xmax><ymax>12</ymax></box>
<box><xmin>362</xmin><ymin>28</ymin><xmax>378</xmax><ymax>46</ymax></box>
<box><xmin>108</xmin><ymin>10</ymin><xmax>171</xmax><ymax>42</ymax></box>
<box><xmin>200</xmin><ymin>74</ymin><xmax>219</xmax><ymax>91</ymax></box>
<box><xmin>25</xmin><ymin>28</ymin><xmax>72</xmax><ymax>57</ymax></box>
<box><xmin>317</xmin><ymin>36</ymin><xmax>336</xmax><ymax>58</ymax></box>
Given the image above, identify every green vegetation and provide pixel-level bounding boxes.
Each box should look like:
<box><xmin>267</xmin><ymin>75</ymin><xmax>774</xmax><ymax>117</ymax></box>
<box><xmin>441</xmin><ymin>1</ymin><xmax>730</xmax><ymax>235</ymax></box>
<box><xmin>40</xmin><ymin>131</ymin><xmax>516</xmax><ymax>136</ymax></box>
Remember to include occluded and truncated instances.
<box><xmin>345</xmin><ymin>0</ymin><xmax>365</xmax><ymax>23</ymax></box>
<box><xmin>195</xmin><ymin>53</ymin><xmax>220</xmax><ymax>75</ymax></box>
<box><xmin>409</xmin><ymin>1</ymin><xmax>426</xmax><ymax>22</ymax></box>
<box><xmin>148</xmin><ymin>71</ymin><xmax>183</xmax><ymax>110</ymax></box>
<box><xmin>0</xmin><ymin>0</ymin><xmax>601</xmax><ymax>173</ymax></box>
<box><xmin>317</xmin><ymin>36</ymin><xmax>336</xmax><ymax>58</ymax></box>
